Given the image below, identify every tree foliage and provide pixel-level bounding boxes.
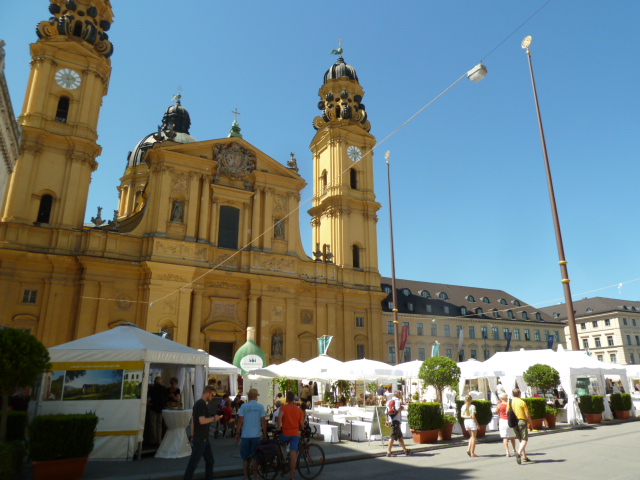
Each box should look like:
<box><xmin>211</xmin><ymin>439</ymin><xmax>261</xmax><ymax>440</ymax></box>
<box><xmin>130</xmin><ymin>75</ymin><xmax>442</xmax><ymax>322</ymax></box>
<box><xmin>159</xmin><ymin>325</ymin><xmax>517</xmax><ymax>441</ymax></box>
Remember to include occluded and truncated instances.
<box><xmin>0</xmin><ymin>329</ymin><xmax>51</xmax><ymax>442</ymax></box>
<box><xmin>523</xmin><ymin>363</ymin><xmax>560</xmax><ymax>393</ymax></box>
<box><xmin>418</xmin><ymin>356</ymin><xmax>460</xmax><ymax>404</ymax></box>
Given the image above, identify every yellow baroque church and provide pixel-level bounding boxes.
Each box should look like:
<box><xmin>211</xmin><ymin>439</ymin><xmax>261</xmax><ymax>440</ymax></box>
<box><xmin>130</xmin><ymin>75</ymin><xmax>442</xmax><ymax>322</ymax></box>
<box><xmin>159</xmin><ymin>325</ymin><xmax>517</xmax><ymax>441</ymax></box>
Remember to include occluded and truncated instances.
<box><xmin>0</xmin><ymin>0</ymin><xmax>386</xmax><ymax>365</ymax></box>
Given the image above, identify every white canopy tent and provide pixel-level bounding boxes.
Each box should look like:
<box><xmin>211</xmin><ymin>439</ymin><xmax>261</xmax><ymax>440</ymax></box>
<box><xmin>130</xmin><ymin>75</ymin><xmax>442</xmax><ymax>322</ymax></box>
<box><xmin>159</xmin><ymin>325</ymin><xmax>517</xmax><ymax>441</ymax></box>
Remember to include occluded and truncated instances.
<box><xmin>198</xmin><ymin>350</ymin><xmax>241</xmax><ymax>396</ymax></box>
<box><xmin>34</xmin><ymin>325</ymin><xmax>209</xmax><ymax>459</ymax></box>
<box><xmin>464</xmin><ymin>347</ymin><xmax>630</xmax><ymax>424</ymax></box>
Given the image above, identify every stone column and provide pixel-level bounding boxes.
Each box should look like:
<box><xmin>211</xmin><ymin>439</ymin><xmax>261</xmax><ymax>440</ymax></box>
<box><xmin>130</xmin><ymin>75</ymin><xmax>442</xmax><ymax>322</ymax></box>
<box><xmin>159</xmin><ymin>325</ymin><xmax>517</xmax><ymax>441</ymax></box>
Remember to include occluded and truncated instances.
<box><xmin>185</xmin><ymin>173</ymin><xmax>201</xmax><ymax>241</ymax></box>
<box><xmin>198</xmin><ymin>176</ymin><xmax>211</xmax><ymax>243</ymax></box>
<box><xmin>263</xmin><ymin>188</ymin><xmax>274</xmax><ymax>252</ymax></box>
<box><xmin>250</xmin><ymin>187</ymin><xmax>262</xmax><ymax>250</ymax></box>
<box><xmin>189</xmin><ymin>287</ymin><xmax>203</xmax><ymax>348</ymax></box>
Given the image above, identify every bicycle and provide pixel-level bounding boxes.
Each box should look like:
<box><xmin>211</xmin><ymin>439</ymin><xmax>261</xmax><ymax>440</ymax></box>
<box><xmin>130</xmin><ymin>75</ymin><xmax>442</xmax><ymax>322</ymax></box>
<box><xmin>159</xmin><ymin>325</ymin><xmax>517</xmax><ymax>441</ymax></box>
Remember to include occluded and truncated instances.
<box><xmin>256</xmin><ymin>425</ymin><xmax>325</xmax><ymax>480</ymax></box>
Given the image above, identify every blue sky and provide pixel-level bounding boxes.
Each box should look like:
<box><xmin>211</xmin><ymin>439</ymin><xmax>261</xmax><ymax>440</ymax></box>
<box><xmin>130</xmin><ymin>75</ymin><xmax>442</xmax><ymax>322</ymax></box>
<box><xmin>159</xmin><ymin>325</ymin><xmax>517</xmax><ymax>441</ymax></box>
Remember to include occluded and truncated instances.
<box><xmin>3</xmin><ymin>1</ymin><xmax>640</xmax><ymax>309</ymax></box>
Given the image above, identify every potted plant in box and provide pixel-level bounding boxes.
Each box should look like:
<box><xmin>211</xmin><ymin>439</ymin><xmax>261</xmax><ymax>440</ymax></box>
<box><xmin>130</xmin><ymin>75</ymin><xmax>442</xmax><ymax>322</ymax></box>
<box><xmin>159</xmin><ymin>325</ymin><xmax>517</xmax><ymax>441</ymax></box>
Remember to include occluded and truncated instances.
<box><xmin>408</xmin><ymin>402</ymin><xmax>444</xmax><ymax>443</ymax></box>
<box><xmin>545</xmin><ymin>405</ymin><xmax>559</xmax><ymax>427</ymax></box>
<box><xmin>610</xmin><ymin>393</ymin><xmax>632</xmax><ymax>420</ymax></box>
<box><xmin>30</xmin><ymin>413</ymin><xmax>99</xmax><ymax>480</ymax></box>
<box><xmin>578</xmin><ymin>395</ymin><xmax>605</xmax><ymax>424</ymax></box>
<box><xmin>439</xmin><ymin>414</ymin><xmax>457</xmax><ymax>441</ymax></box>
<box><xmin>522</xmin><ymin>397</ymin><xmax>547</xmax><ymax>430</ymax></box>
<box><xmin>472</xmin><ymin>400</ymin><xmax>493</xmax><ymax>437</ymax></box>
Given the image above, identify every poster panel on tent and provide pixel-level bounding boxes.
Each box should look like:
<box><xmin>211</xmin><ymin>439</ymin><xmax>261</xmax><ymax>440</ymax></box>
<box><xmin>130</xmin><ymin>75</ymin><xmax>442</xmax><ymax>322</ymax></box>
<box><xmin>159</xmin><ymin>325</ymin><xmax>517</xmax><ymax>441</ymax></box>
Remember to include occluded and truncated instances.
<box><xmin>40</xmin><ymin>361</ymin><xmax>145</xmax><ymax>435</ymax></box>
<box><xmin>370</xmin><ymin>406</ymin><xmax>392</xmax><ymax>446</ymax></box>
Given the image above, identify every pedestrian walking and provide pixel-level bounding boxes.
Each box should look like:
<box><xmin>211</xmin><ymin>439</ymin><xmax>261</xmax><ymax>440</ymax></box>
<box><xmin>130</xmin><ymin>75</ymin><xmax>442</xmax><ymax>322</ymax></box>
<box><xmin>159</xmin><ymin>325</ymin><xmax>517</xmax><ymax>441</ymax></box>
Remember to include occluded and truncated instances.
<box><xmin>461</xmin><ymin>395</ymin><xmax>479</xmax><ymax>457</ymax></box>
<box><xmin>182</xmin><ymin>386</ymin><xmax>222</xmax><ymax>480</ymax></box>
<box><xmin>495</xmin><ymin>392</ymin><xmax>517</xmax><ymax>457</ymax></box>
<box><xmin>277</xmin><ymin>391</ymin><xmax>305</xmax><ymax>480</ymax></box>
<box><xmin>385</xmin><ymin>390</ymin><xmax>411</xmax><ymax>457</ymax></box>
<box><xmin>236</xmin><ymin>388</ymin><xmax>268</xmax><ymax>480</ymax></box>
<box><xmin>509</xmin><ymin>388</ymin><xmax>533</xmax><ymax>464</ymax></box>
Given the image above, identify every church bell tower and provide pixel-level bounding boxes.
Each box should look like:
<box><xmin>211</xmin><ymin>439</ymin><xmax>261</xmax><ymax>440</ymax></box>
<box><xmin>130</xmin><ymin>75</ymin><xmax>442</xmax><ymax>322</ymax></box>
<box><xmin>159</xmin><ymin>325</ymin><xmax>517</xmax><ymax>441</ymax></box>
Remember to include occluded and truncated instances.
<box><xmin>308</xmin><ymin>55</ymin><xmax>381</xmax><ymax>271</ymax></box>
<box><xmin>1</xmin><ymin>0</ymin><xmax>114</xmax><ymax>229</ymax></box>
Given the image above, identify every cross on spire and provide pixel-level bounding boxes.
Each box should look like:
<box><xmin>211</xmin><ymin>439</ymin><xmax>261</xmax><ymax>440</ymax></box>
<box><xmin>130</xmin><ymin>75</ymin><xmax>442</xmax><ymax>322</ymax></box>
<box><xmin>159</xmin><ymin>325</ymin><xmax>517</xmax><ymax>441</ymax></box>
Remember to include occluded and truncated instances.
<box><xmin>232</xmin><ymin>108</ymin><xmax>241</xmax><ymax>122</ymax></box>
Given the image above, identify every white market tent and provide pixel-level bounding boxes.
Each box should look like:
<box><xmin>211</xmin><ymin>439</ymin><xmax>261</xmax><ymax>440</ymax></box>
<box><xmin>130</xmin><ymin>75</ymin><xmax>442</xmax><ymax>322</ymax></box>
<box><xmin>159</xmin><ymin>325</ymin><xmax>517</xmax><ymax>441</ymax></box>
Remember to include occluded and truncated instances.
<box><xmin>34</xmin><ymin>325</ymin><xmax>209</xmax><ymax>459</ymax></box>
<box><xmin>463</xmin><ymin>347</ymin><xmax>630</xmax><ymax>424</ymax></box>
<box><xmin>198</xmin><ymin>350</ymin><xmax>241</xmax><ymax>395</ymax></box>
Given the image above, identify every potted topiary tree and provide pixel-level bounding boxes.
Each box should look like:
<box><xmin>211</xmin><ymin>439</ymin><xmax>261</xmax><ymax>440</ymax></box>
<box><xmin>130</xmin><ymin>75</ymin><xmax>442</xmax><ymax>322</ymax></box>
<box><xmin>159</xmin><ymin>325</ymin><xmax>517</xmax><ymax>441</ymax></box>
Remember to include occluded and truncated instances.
<box><xmin>522</xmin><ymin>397</ymin><xmax>547</xmax><ymax>430</ymax></box>
<box><xmin>408</xmin><ymin>402</ymin><xmax>444</xmax><ymax>443</ymax></box>
<box><xmin>0</xmin><ymin>328</ymin><xmax>51</xmax><ymax>480</ymax></box>
<box><xmin>30</xmin><ymin>413</ymin><xmax>99</xmax><ymax>480</ymax></box>
<box><xmin>418</xmin><ymin>357</ymin><xmax>461</xmax><ymax>404</ymax></box>
<box><xmin>523</xmin><ymin>363</ymin><xmax>560</xmax><ymax>428</ymax></box>
<box><xmin>578</xmin><ymin>395</ymin><xmax>605</xmax><ymax>424</ymax></box>
<box><xmin>610</xmin><ymin>393</ymin><xmax>632</xmax><ymax>420</ymax></box>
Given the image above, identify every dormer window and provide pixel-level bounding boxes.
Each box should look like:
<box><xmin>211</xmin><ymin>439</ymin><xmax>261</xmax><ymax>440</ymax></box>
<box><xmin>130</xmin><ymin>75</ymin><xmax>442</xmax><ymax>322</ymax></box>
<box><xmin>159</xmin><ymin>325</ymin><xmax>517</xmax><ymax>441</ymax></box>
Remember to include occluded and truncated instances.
<box><xmin>513</xmin><ymin>300</ymin><xmax>522</xmax><ymax>307</ymax></box>
<box><xmin>419</xmin><ymin>290</ymin><xmax>430</xmax><ymax>298</ymax></box>
<box><xmin>382</xmin><ymin>285</ymin><xmax>392</xmax><ymax>294</ymax></box>
<box><xmin>587</xmin><ymin>308</ymin><xmax>593</xmax><ymax>313</ymax></box>
<box><xmin>482</xmin><ymin>297</ymin><xmax>490</xmax><ymax>304</ymax></box>
<box><xmin>467</xmin><ymin>295</ymin><xmax>475</xmax><ymax>302</ymax></box>
<box><xmin>438</xmin><ymin>292</ymin><xmax>448</xmax><ymax>300</ymax></box>
<box><xmin>499</xmin><ymin>299</ymin><xmax>508</xmax><ymax>305</ymax></box>
<box><xmin>402</xmin><ymin>288</ymin><xmax>411</xmax><ymax>297</ymax></box>
<box><xmin>461</xmin><ymin>307</ymin><xmax>467</xmax><ymax>315</ymax></box>
<box><xmin>507</xmin><ymin>310</ymin><xmax>514</xmax><ymax>319</ymax></box>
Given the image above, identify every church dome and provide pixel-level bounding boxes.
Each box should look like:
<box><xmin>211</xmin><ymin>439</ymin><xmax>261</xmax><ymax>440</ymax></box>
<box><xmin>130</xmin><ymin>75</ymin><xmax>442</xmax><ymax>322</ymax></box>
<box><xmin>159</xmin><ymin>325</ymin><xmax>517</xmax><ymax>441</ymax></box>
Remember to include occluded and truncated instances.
<box><xmin>323</xmin><ymin>56</ymin><xmax>359</xmax><ymax>84</ymax></box>
<box><xmin>126</xmin><ymin>98</ymin><xmax>197</xmax><ymax>168</ymax></box>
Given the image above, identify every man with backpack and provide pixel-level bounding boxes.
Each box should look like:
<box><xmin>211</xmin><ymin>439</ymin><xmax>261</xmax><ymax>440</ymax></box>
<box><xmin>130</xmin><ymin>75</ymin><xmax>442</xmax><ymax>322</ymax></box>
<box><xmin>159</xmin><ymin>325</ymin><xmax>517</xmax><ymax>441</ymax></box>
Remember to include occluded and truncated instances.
<box><xmin>509</xmin><ymin>388</ymin><xmax>533</xmax><ymax>464</ymax></box>
<box><xmin>385</xmin><ymin>390</ymin><xmax>411</xmax><ymax>457</ymax></box>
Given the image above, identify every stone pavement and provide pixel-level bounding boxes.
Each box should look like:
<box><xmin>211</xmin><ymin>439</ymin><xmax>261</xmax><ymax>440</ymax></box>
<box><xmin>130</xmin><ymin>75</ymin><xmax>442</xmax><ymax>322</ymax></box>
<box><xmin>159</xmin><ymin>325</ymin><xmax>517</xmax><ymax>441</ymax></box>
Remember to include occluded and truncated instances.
<box><xmin>21</xmin><ymin>420</ymin><xmax>634</xmax><ymax>480</ymax></box>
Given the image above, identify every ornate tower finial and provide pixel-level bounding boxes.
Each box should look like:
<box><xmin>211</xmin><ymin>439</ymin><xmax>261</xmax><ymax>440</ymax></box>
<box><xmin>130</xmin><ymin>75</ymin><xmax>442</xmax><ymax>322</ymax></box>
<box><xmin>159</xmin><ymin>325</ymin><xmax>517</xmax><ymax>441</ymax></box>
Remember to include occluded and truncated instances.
<box><xmin>330</xmin><ymin>38</ymin><xmax>343</xmax><ymax>56</ymax></box>
<box><xmin>287</xmin><ymin>152</ymin><xmax>299</xmax><ymax>173</ymax></box>
<box><xmin>228</xmin><ymin>109</ymin><xmax>243</xmax><ymax>138</ymax></box>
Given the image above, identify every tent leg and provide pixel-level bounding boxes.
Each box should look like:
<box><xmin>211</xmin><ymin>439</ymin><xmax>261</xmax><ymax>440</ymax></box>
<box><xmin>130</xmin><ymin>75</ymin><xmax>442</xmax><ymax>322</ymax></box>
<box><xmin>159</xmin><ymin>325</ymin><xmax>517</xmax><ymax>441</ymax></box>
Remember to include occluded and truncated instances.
<box><xmin>136</xmin><ymin>441</ymin><xmax>142</xmax><ymax>461</ymax></box>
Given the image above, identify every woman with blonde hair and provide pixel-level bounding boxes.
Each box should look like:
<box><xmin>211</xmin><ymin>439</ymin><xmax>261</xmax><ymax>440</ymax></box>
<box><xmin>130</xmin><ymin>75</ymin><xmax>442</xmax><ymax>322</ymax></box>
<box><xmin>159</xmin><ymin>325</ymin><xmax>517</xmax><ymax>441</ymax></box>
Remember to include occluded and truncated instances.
<box><xmin>460</xmin><ymin>394</ymin><xmax>478</xmax><ymax>457</ymax></box>
<box><xmin>495</xmin><ymin>392</ymin><xmax>517</xmax><ymax>457</ymax></box>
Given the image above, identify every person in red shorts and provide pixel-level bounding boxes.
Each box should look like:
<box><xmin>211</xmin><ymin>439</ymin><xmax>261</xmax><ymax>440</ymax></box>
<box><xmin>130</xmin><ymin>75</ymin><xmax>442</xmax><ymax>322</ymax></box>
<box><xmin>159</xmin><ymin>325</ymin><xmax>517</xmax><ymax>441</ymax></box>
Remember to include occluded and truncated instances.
<box><xmin>277</xmin><ymin>391</ymin><xmax>305</xmax><ymax>480</ymax></box>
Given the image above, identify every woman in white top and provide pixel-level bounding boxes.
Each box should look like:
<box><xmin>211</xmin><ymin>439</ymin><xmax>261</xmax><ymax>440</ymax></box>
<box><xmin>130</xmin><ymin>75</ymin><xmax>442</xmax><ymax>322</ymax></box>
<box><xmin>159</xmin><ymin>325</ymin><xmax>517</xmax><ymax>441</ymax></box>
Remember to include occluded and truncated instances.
<box><xmin>461</xmin><ymin>394</ymin><xmax>479</xmax><ymax>457</ymax></box>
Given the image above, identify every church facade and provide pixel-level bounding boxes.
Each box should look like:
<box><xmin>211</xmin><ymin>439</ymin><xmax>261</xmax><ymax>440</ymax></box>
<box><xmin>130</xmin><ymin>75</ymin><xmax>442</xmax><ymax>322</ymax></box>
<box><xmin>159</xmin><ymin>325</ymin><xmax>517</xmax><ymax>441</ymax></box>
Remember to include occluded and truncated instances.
<box><xmin>0</xmin><ymin>0</ymin><xmax>386</xmax><ymax>364</ymax></box>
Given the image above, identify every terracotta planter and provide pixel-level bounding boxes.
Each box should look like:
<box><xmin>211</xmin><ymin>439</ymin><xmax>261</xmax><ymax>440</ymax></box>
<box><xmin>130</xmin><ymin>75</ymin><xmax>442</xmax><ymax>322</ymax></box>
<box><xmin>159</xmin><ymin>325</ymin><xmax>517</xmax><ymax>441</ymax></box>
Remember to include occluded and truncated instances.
<box><xmin>530</xmin><ymin>418</ymin><xmax>544</xmax><ymax>430</ymax></box>
<box><xmin>476</xmin><ymin>424</ymin><xmax>487</xmax><ymax>438</ymax></box>
<box><xmin>545</xmin><ymin>414</ymin><xmax>557</xmax><ymax>428</ymax></box>
<box><xmin>33</xmin><ymin>457</ymin><xmax>89</xmax><ymax>480</ymax></box>
<box><xmin>584</xmin><ymin>413</ymin><xmax>602</xmax><ymax>424</ymax></box>
<box><xmin>411</xmin><ymin>429</ymin><xmax>439</xmax><ymax>444</ymax></box>
<box><xmin>460</xmin><ymin>424</ymin><xmax>470</xmax><ymax>438</ymax></box>
<box><xmin>615</xmin><ymin>410</ymin><xmax>630</xmax><ymax>420</ymax></box>
<box><xmin>439</xmin><ymin>423</ymin><xmax>454</xmax><ymax>441</ymax></box>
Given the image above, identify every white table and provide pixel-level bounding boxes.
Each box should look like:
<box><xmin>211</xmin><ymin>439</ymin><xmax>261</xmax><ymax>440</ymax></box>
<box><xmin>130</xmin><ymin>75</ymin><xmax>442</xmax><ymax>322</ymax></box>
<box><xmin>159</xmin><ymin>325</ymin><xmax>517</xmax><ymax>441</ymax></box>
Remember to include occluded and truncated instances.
<box><xmin>156</xmin><ymin>409</ymin><xmax>192</xmax><ymax>458</ymax></box>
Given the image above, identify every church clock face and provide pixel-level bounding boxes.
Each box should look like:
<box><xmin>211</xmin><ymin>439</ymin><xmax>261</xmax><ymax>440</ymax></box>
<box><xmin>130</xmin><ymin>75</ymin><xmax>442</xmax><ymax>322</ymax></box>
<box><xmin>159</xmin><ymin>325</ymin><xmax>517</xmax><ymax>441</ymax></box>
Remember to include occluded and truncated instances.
<box><xmin>55</xmin><ymin>68</ymin><xmax>81</xmax><ymax>90</ymax></box>
<box><xmin>347</xmin><ymin>145</ymin><xmax>363</xmax><ymax>162</ymax></box>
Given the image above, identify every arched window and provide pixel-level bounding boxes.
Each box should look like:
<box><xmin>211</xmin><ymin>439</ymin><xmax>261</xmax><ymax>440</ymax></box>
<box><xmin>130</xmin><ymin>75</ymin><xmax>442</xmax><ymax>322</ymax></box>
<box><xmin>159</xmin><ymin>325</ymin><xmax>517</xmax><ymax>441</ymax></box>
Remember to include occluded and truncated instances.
<box><xmin>55</xmin><ymin>97</ymin><xmax>70</xmax><ymax>123</ymax></box>
<box><xmin>350</xmin><ymin>168</ymin><xmax>358</xmax><ymax>189</ymax></box>
<box><xmin>467</xmin><ymin>295</ymin><xmax>475</xmax><ymax>302</ymax></box>
<box><xmin>37</xmin><ymin>194</ymin><xmax>53</xmax><ymax>223</ymax></box>
<box><xmin>507</xmin><ymin>310</ymin><xmax>514</xmax><ymax>319</ymax></box>
<box><xmin>438</xmin><ymin>292</ymin><xmax>448</xmax><ymax>300</ymax></box>
<box><xmin>352</xmin><ymin>244</ymin><xmax>360</xmax><ymax>268</ymax></box>
<box><xmin>320</xmin><ymin>170</ymin><xmax>327</xmax><ymax>193</ymax></box>
<box><xmin>218</xmin><ymin>206</ymin><xmax>240</xmax><ymax>249</ymax></box>
<box><xmin>482</xmin><ymin>297</ymin><xmax>490</xmax><ymax>303</ymax></box>
<box><xmin>419</xmin><ymin>290</ymin><xmax>430</xmax><ymax>298</ymax></box>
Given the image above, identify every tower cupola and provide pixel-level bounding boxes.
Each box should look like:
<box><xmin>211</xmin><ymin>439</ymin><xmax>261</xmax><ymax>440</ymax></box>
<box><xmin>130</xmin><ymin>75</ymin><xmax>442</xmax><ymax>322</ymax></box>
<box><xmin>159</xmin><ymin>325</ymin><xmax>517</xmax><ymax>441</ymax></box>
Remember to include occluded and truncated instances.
<box><xmin>313</xmin><ymin>56</ymin><xmax>370</xmax><ymax>132</ymax></box>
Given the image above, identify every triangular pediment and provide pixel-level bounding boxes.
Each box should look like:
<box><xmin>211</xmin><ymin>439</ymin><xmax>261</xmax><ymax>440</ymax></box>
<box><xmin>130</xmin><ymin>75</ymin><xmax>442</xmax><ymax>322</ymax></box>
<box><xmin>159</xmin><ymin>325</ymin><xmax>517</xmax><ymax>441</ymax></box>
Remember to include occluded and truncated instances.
<box><xmin>155</xmin><ymin>136</ymin><xmax>302</xmax><ymax>181</ymax></box>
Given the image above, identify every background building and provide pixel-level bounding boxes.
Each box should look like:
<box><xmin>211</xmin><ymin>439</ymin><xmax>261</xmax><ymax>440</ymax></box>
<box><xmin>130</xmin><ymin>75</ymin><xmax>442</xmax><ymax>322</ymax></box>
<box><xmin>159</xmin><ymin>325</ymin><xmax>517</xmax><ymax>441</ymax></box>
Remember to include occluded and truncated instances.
<box><xmin>0</xmin><ymin>40</ymin><xmax>20</xmax><ymax>213</ymax></box>
<box><xmin>381</xmin><ymin>278</ymin><xmax>565</xmax><ymax>363</ymax></box>
<box><xmin>541</xmin><ymin>297</ymin><xmax>640</xmax><ymax>365</ymax></box>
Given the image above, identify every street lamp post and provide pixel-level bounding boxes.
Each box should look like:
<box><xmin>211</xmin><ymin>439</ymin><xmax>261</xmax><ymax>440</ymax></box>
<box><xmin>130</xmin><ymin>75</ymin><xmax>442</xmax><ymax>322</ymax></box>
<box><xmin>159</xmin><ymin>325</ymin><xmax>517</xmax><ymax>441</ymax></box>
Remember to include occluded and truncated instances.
<box><xmin>386</xmin><ymin>151</ymin><xmax>401</xmax><ymax>365</ymax></box>
<box><xmin>522</xmin><ymin>36</ymin><xmax>580</xmax><ymax>351</ymax></box>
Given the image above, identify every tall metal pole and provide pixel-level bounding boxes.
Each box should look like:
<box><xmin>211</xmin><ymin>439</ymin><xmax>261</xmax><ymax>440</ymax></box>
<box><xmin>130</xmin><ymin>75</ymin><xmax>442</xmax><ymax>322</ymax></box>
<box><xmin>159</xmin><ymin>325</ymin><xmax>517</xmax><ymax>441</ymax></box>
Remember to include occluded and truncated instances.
<box><xmin>386</xmin><ymin>151</ymin><xmax>401</xmax><ymax>365</ymax></box>
<box><xmin>522</xmin><ymin>36</ymin><xmax>580</xmax><ymax>351</ymax></box>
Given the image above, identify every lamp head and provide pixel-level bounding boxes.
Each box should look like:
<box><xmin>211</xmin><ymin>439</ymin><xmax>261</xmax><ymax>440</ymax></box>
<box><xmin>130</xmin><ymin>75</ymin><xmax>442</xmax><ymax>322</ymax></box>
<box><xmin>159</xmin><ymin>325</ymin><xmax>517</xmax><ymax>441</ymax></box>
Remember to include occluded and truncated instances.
<box><xmin>467</xmin><ymin>63</ymin><xmax>488</xmax><ymax>83</ymax></box>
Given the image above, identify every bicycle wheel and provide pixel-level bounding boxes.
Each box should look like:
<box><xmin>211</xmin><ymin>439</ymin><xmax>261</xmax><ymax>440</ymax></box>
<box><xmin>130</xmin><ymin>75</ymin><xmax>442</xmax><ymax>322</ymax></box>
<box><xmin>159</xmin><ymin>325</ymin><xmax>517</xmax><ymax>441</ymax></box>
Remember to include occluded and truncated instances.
<box><xmin>297</xmin><ymin>443</ymin><xmax>324</xmax><ymax>480</ymax></box>
<box><xmin>257</xmin><ymin>454</ymin><xmax>281</xmax><ymax>480</ymax></box>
